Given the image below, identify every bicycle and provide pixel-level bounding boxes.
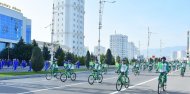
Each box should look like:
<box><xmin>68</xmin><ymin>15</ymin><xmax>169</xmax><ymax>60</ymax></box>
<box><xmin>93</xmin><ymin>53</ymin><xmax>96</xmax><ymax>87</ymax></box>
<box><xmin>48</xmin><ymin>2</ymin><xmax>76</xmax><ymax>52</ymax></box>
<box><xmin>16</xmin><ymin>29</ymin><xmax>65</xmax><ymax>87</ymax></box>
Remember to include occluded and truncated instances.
<box><xmin>116</xmin><ymin>72</ymin><xmax>130</xmax><ymax>91</ymax></box>
<box><xmin>88</xmin><ymin>70</ymin><xmax>103</xmax><ymax>85</ymax></box>
<box><xmin>158</xmin><ymin>72</ymin><xmax>167</xmax><ymax>94</ymax></box>
<box><xmin>46</xmin><ymin>67</ymin><xmax>61</xmax><ymax>80</ymax></box>
<box><xmin>101</xmin><ymin>64</ymin><xmax>108</xmax><ymax>74</ymax></box>
<box><xmin>60</xmin><ymin>68</ymin><xmax>76</xmax><ymax>82</ymax></box>
<box><xmin>134</xmin><ymin>67</ymin><xmax>140</xmax><ymax>76</ymax></box>
<box><xmin>148</xmin><ymin>65</ymin><xmax>153</xmax><ymax>72</ymax></box>
<box><xmin>180</xmin><ymin>67</ymin><xmax>185</xmax><ymax>77</ymax></box>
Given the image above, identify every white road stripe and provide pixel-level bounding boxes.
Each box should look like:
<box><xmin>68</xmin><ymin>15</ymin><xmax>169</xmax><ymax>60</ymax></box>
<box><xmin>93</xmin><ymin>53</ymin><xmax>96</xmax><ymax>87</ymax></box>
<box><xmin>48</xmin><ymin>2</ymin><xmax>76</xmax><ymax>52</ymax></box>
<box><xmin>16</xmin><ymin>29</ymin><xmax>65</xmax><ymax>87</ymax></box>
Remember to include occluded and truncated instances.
<box><xmin>17</xmin><ymin>76</ymin><xmax>117</xmax><ymax>94</ymax></box>
<box><xmin>110</xmin><ymin>70</ymin><xmax>180</xmax><ymax>94</ymax></box>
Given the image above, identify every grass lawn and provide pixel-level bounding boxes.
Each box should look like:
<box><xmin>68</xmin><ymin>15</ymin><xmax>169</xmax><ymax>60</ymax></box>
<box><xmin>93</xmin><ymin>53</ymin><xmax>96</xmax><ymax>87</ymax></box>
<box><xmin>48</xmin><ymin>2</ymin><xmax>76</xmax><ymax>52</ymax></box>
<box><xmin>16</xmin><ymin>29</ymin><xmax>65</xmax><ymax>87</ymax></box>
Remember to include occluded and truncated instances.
<box><xmin>0</xmin><ymin>68</ymin><xmax>88</xmax><ymax>78</ymax></box>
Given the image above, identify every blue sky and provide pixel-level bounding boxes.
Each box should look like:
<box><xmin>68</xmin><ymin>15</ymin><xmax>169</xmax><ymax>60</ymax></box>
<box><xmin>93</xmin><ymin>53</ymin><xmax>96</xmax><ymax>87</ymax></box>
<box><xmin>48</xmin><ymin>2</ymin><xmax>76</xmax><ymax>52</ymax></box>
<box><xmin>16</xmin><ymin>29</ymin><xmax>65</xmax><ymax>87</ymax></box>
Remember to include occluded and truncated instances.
<box><xmin>1</xmin><ymin>0</ymin><xmax>190</xmax><ymax>52</ymax></box>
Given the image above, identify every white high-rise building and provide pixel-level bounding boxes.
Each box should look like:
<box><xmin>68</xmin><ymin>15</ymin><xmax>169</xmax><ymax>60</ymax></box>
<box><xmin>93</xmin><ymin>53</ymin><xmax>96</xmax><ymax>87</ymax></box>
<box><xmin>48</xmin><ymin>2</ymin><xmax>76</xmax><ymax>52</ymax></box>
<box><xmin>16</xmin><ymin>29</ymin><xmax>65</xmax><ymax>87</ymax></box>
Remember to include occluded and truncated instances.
<box><xmin>128</xmin><ymin>42</ymin><xmax>135</xmax><ymax>60</ymax></box>
<box><xmin>110</xmin><ymin>34</ymin><xmax>128</xmax><ymax>59</ymax></box>
<box><xmin>172</xmin><ymin>51</ymin><xmax>177</xmax><ymax>60</ymax></box>
<box><xmin>127</xmin><ymin>42</ymin><xmax>139</xmax><ymax>60</ymax></box>
<box><xmin>172</xmin><ymin>50</ymin><xmax>186</xmax><ymax>60</ymax></box>
<box><xmin>94</xmin><ymin>46</ymin><xmax>106</xmax><ymax>56</ymax></box>
<box><xmin>176</xmin><ymin>50</ymin><xmax>186</xmax><ymax>60</ymax></box>
<box><xmin>53</xmin><ymin>0</ymin><xmax>85</xmax><ymax>56</ymax></box>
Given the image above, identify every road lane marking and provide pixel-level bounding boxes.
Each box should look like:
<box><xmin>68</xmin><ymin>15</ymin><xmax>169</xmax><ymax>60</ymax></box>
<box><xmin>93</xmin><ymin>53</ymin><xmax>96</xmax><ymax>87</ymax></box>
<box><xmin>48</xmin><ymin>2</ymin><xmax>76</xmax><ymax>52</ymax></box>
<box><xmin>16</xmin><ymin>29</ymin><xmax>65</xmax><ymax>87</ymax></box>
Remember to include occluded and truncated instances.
<box><xmin>17</xmin><ymin>76</ymin><xmax>117</xmax><ymax>94</ymax></box>
<box><xmin>110</xmin><ymin>70</ymin><xmax>180</xmax><ymax>94</ymax></box>
<box><xmin>110</xmin><ymin>77</ymin><xmax>158</xmax><ymax>94</ymax></box>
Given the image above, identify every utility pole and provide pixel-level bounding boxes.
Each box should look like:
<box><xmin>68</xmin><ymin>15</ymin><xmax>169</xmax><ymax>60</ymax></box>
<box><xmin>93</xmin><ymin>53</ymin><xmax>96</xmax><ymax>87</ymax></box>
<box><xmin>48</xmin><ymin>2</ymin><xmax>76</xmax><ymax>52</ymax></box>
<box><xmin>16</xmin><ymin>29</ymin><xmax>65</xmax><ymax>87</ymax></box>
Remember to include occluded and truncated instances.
<box><xmin>50</xmin><ymin>4</ymin><xmax>55</xmax><ymax>63</ymax></box>
<box><xmin>139</xmin><ymin>41</ymin><xmax>141</xmax><ymax>56</ymax></box>
<box><xmin>147</xmin><ymin>27</ymin><xmax>152</xmax><ymax>59</ymax></box>
<box><xmin>98</xmin><ymin>0</ymin><xmax>115</xmax><ymax>63</ymax></box>
<box><xmin>187</xmin><ymin>31</ymin><xmax>189</xmax><ymax>61</ymax></box>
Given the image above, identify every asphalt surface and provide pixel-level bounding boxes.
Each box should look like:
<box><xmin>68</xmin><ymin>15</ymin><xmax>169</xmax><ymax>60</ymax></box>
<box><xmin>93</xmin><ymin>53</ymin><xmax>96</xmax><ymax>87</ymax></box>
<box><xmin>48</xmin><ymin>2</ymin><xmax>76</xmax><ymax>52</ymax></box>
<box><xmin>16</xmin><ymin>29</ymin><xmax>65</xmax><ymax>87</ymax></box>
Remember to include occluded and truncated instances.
<box><xmin>0</xmin><ymin>68</ymin><xmax>190</xmax><ymax>94</ymax></box>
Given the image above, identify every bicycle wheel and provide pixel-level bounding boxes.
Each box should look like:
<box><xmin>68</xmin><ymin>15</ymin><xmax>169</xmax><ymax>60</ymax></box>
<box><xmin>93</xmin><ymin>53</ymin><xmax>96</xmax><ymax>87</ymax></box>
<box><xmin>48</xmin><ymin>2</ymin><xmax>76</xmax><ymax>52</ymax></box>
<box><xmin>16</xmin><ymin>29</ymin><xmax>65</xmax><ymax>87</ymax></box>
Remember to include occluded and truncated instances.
<box><xmin>158</xmin><ymin>81</ymin><xmax>161</xmax><ymax>94</ymax></box>
<box><xmin>88</xmin><ymin>75</ymin><xmax>94</xmax><ymax>85</ymax></box>
<box><xmin>98</xmin><ymin>74</ymin><xmax>103</xmax><ymax>83</ymax></box>
<box><xmin>46</xmin><ymin>71</ymin><xmax>52</xmax><ymax>80</ymax></box>
<box><xmin>55</xmin><ymin>72</ymin><xmax>61</xmax><ymax>79</ymax></box>
<box><xmin>116</xmin><ymin>79</ymin><xmax>122</xmax><ymax>91</ymax></box>
<box><xmin>125</xmin><ymin>76</ymin><xmax>130</xmax><ymax>88</ymax></box>
<box><xmin>70</xmin><ymin>73</ymin><xmax>76</xmax><ymax>81</ymax></box>
<box><xmin>60</xmin><ymin>73</ymin><xmax>67</xmax><ymax>82</ymax></box>
<box><xmin>163</xmin><ymin>82</ymin><xmax>166</xmax><ymax>91</ymax></box>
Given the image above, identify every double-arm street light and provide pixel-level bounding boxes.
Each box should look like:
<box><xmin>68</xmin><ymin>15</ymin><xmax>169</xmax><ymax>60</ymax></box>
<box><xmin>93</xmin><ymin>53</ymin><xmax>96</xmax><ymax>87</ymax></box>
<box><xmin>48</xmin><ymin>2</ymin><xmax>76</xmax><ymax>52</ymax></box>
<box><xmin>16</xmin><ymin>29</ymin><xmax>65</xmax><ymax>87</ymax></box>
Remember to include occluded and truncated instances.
<box><xmin>98</xmin><ymin>0</ymin><xmax>116</xmax><ymax>63</ymax></box>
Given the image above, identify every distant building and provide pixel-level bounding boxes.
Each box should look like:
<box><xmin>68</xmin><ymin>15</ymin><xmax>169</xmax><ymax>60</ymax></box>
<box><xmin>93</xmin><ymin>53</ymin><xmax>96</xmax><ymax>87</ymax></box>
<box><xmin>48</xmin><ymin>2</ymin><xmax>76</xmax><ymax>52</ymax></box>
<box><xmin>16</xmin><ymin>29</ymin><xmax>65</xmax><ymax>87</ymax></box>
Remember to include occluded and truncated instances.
<box><xmin>172</xmin><ymin>50</ymin><xmax>186</xmax><ymax>60</ymax></box>
<box><xmin>128</xmin><ymin>42</ymin><xmax>139</xmax><ymax>60</ymax></box>
<box><xmin>172</xmin><ymin>51</ymin><xmax>177</xmax><ymax>60</ymax></box>
<box><xmin>94</xmin><ymin>46</ymin><xmax>106</xmax><ymax>56</ymax></box>
<box><xmin>53</xmin><ymin>0</ymin><xmax>85</xmax><ymax>56</ymax></box>
<box><xmin>0</xmin><ymin>2</ymin><xmax>31</xmax><ymax>51</ymax></box>
<box><xmin>110</xmin><ymin>34</ymin><xmax>128</xmax><ymax>59</ymax></box>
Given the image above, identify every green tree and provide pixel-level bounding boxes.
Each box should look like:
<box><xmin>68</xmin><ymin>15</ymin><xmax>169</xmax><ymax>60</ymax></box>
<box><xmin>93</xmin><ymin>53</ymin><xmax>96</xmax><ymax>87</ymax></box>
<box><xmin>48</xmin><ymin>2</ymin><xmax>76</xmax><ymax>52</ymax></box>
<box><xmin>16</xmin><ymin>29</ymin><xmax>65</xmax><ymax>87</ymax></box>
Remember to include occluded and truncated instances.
<box><xmin>57</xmin><ymin>51</ymin><xmax>65</xmax><ymax>66</ymax></box>
<box><xmin>105</xmin><ymin>49</ymin><xmax>113</xmax><ymax>65</ymax></box>
<box><xmin>85</xmin><ymin>51</ymin><xmax>91</xmax><ymax>69</ymax></box>
<box><xmin>13</xmin><ymin>37</ymin><xmax>26</xmax><ymax>62</ymax></box>
<box><xmin>65</xmin><ymin>52</ymin><xmax>73</xmax><ymax>62</ymax></box>
<box><xmin>112</xmin><ymin>57</ymin><xmax>115</xmax><ymax>65</ymax></box>
<box><xmin>116</xmin><ymin>56</ymin><xmax>121</xmax><ymax>63</ymax></box>
<box><xmin>32</xmin><ymin>39</ymin><xmax>38</xmax><ymax>47</ymax></box>
<box><xmin>79</xmin><ymin>56</ymin><xmax>85</xmax><ymax>65</ymax></box>
<box><xmin>90</xmin><ymin>53</ymin><xmax>96</xmax><ymax>61</ymax></box>
<box><xmin>31</xmin><ymin>46</ymin><xmax>44</xmax><ymax>72</ymax></box>
<box><xmin>0</xmin><ymin>48</ymin><xmax>14</xmax><ymax>59</ymax></box>
<box><xmin>55</xmin><ymin>46</ymin><xmax>63</xmax><ymax>59</ymax></box>
<box><xmin>23</xmin><ymin>44</ymin><xmax>33</xmax><ymax>62</ymax></box>
<box><xmin>42</xmin><ymin>44</ymin><xmax>51</xmax><ymax>61</ymax></box>
<box><xmin>100</xmin><ymin>54</ymin><xmax>105</xmax><ymax>63</ymax></box>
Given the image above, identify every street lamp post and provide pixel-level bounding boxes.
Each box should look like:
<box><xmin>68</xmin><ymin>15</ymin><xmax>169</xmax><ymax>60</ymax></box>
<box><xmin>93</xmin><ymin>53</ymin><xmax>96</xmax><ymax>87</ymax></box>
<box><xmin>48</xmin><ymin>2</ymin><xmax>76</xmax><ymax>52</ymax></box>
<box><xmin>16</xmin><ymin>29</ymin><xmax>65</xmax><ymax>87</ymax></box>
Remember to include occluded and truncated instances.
<box><xmin>187</xmin><ymin>31</ymin><xmax>189</xmax><ymax>61</ymax></box>
<box><xmin>50</xmin><ymin>4</ymin><xmax>55</xmax><ymax>63</ymax></box>
<box><xmin>49</xmin><ymin>3</ymin><xmax>63</xmax><ymax>63</ymax></box>
<box><xmin>147</xmin><ymin>27</ymin><xmax>152</xmax><ymax>59</ymax></box>
<box><xmin>98</xmin><ymin>0</ymin><xmax>115</xmax><ymax>63</ymax></box>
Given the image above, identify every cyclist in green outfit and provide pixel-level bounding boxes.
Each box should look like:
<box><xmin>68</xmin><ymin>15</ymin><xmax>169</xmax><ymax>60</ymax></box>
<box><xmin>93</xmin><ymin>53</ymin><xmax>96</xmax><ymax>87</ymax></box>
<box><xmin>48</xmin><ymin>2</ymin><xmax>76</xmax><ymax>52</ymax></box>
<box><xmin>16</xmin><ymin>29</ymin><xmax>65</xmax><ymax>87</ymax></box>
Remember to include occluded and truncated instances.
<box><xmin>117</xmin><ymin>58</ymin><xmax>129</xmax><ymax>77</ymax></box>
<box><xmin>51</xmin><ymin>59</ymin><xmax>59</xmax><ymax>76</ymax></box>
<box><xmin>89</xmin><ymin>60</ymin><xmax>95</xmax><ymax>70</ymax></box>
<box><xmin>158</xmin><ymin>57</ymin><xmax>169</xmax><ymax>85</ymax></box>
<box><xmin>181</xmin><ymin>60</ymin><xmax>187</xmax><ymax>72</ymax></box>
<box><xmin>93</xmin><ymin>59</ymin><xmax>101</xmax><ymax>75</ymax></box>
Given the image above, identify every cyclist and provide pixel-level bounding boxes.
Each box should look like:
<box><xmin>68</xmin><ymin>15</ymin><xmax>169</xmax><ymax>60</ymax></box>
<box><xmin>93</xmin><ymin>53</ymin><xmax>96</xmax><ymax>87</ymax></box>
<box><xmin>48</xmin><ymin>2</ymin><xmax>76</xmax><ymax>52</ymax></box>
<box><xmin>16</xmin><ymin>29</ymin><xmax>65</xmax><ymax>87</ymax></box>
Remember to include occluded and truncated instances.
<box><xmin>93</xmin><ymin>59</ymin><xmax>101</xmax><ymax>75</ymax></box>
<box><xmin>148</xmin><ymin>62</ymin><xmax>153</xmax><ymax>72</ymax></box>
<box><xmin>117</xmin><ymin>58</ymin><xmax>129</xmax><ymax>77</ymax></box>
<box><xmin>158</xmin><ymin>57</ymin><xmax>169</xmax><ymax>85</ymax></box>
<box><xmin>181</xmin><ymin>60</ymin><xmax>187</xmax><ymax>73</ymax></box>
<box><xmin>135</xmin><ymin>61</ymin><xmax>140</xmax><ymax>72</ymax></box>
<box><xmin>89</xmin><ymin>60</ymin><xmax>95</xmax><ymax>70</ymax></box>
<box><xmin>156</xmin><ymin>58</ymin><xmax>161</xmax><ymax>72</ymax></box>
<box><xmin>51</xmin><ymin>59</ymin><xmax>59</xmax><ymax>77</ymax></box>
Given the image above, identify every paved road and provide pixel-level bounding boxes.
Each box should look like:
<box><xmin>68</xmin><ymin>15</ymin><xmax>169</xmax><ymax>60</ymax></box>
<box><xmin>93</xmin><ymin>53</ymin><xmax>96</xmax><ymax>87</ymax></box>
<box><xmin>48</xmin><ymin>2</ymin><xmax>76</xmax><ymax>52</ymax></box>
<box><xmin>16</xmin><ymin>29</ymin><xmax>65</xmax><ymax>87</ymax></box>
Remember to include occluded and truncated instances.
<box><xmin>0</xmin><ymin>68</ymin><xmax>190</xmax><ymax>94</ymax></box>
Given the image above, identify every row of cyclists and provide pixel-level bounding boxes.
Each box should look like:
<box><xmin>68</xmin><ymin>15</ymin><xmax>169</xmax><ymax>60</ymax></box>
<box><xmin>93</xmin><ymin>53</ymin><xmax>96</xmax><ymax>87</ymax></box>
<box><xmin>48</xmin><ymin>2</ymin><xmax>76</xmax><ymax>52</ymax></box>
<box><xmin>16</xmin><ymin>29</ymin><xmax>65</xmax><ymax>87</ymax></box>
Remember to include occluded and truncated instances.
<box><xmin>46</xmin><ymin>57</ymin><xmax>189</xmax><ymax>93</ymax></box>
<box><xmin>131</xmin><ymin>59</ymin><xmax>188</xmax><ymax>75</ymax></box>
